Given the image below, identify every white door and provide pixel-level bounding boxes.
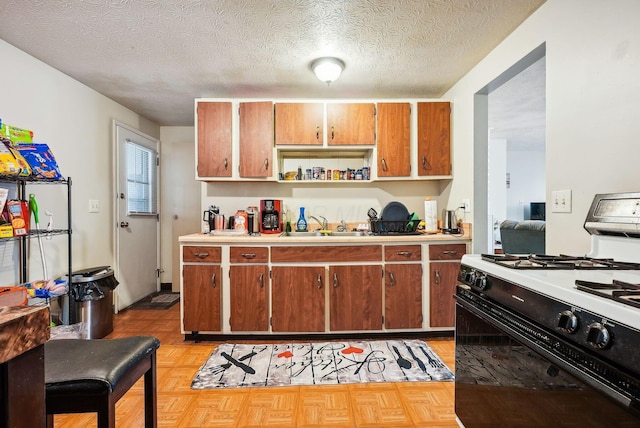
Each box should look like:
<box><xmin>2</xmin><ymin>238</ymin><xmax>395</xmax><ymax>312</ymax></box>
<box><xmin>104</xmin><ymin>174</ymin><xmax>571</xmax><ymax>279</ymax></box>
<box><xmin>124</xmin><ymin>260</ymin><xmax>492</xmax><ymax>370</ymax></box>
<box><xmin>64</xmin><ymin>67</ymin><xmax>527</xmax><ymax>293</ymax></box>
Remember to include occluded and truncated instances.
<box><xmin>114</xmin><ymin>122</ymin><xmax>160</xmax><ymax>311</ymax></box>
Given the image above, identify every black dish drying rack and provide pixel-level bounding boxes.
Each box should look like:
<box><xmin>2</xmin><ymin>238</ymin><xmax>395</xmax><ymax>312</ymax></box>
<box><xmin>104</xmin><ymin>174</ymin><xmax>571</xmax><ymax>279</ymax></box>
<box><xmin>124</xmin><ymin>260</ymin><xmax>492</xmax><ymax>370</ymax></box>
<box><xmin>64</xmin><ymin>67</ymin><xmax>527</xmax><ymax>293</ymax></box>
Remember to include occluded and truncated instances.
<box><xmin>369</xmin><ymin>218</ymin><xmax>422</xmax><ymax>235</ymax></box>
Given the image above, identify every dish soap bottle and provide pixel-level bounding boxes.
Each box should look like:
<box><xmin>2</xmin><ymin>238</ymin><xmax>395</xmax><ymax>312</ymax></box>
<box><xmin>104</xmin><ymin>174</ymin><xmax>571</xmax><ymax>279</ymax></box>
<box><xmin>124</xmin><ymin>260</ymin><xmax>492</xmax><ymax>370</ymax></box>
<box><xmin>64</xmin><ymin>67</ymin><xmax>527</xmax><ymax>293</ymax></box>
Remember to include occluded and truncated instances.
<box><xmin>296</xmin><ymin>207</ymin><xmax>307</xmax><ymax>232</ymax></box>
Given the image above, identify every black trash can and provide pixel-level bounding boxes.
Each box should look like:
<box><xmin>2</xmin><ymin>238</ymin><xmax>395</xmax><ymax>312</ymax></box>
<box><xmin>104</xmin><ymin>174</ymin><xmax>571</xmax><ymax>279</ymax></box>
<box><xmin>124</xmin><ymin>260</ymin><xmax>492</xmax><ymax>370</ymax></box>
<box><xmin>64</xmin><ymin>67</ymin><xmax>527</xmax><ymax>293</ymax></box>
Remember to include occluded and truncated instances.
<box><xmin>67</xmin><ymin>266</ymin><xmax>119</xmax><ymax>339</ymax></box>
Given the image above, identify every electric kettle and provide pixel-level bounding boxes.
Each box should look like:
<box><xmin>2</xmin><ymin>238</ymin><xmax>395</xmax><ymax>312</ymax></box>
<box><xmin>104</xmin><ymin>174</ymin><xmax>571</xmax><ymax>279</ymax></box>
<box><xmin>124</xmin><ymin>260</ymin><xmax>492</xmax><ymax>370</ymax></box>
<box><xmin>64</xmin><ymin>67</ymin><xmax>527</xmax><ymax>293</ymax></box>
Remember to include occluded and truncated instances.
<box><xmin>442</xmin><ymin>209</ymin><xmax>459</xmax><ymax>234</ymax></box>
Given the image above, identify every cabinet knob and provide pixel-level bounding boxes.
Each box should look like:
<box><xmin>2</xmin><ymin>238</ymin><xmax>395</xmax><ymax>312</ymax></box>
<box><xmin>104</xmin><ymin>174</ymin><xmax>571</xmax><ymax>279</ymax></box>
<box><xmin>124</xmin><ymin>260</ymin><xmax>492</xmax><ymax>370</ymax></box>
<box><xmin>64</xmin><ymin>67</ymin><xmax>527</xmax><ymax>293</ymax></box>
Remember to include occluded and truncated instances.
<box><xmin>316</xmin><ymin>126</ymin><xmax>320</xmax><ymax>140</ymax></box>
<box><xmin>388</xmin><ymin>272</ymin><xmax>396</xmax><ymax>286</ymax></box>
<box><xmin>194</xmin><ymin>252</ymin><xmax>209</xmax><ymax>259</ymax></box>
<box><xmin>397</xmin><ymin>251</ymin><xmax>412</xmax><ymax>257</ymax></box>
<box><xmin>422</xmin><ymin>156</ymin><xmax>430</xmax><ymax>170</ymax></box>
<box><xmin>211</xmin><ymin>272</ymin><xmax>216</xmax><ymax>288</ymax></box>
<box><xmin>264</xmin><ymin>158</ymin><xmax>269</xmax><ymax>171</ymax></box>
<box><xmin>317</xmin><ymin>274</ymin><xmax>323</xmax><ymax>289</ymax></box>
<box><xmin>381</xmin><ymin>158</ymin><xmax>388</xmax><ymax>172</ymax></box>
<box><xmin>333</xmin><ymin>272</ymin><xmax>339</xmax><ymax>288</ymax></box>
<box><xmin>434</xmin><ymin>269</ymin><xmax>441</xmax><ymax>284</ymax></box>
<box><xmin>224</xmin><ymin>158</ymin><xmax>228</xmax><ymax>170</ymax></box>
<box><xmin>241</xmin><ymin>253</ymin><xmax>256</xmax><ymax>259</ymax></box>
<box><xmin>258</xmin><ymin>273</ymin><xmax>264</xmax><ymax>288</ymax></box>
<box><xmin>442</xmin><ymin>250</ymin><xmax>457</xmax><ymax>255</ymax></box>
<box><xmin>331</xmin><ymin>126</ymin><xmax>335</xmax><ymax>140</ymax></box>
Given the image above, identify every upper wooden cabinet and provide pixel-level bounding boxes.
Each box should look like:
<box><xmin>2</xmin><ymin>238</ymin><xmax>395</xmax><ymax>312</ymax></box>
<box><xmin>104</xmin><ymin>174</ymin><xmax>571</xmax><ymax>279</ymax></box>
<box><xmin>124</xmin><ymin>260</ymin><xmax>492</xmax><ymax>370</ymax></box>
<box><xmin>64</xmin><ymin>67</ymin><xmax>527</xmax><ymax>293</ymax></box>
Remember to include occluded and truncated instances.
<box><xmin>326</xmin><ymin>103</ymin><xmax>375</xmax><ymax>145</ymax></box>
<box><xmin>274</xmin><ymin>103</ymin><xmax>323</xmax><ymax>145</ymax></box>
<box><xmin>417</xmin><ymin>102</ymin><xmax>451</xmax><ymax>176</ymax></box>
<box><xmin>196</xmin><ymin>101</ymin><xmax>232</xmax><ymax>177</ymax></box>
<box><xmin>239</xmin><ymin>101</ymin><xmax>273</xmax><ymax>178</ymax></box>
<box><xmin>376</xmin><ymin>103</ymin><xmax>411</xmax><ymax>177</ymax></box>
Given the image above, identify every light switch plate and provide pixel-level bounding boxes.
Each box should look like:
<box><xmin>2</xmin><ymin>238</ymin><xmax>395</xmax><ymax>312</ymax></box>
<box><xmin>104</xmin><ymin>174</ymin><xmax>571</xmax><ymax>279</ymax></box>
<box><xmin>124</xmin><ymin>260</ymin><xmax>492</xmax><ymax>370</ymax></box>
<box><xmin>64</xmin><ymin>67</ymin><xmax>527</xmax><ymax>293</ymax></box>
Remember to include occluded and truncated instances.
<box><xmin>551</xmin><ymin>190</ymin><xmax>572</xmax><ymax>213</ymax></box>
<box><xmin>89</xmin><ymin>199</ymin><xmax>100</xmax><ymax>213</ymax></box>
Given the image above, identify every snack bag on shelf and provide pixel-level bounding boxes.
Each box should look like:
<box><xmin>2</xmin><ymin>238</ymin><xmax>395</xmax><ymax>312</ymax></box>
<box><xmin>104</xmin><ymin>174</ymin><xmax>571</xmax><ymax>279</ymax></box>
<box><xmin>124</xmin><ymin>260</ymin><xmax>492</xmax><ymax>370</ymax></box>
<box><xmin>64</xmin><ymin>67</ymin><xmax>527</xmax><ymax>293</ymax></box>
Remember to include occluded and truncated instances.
<box><xmin>5</xmin><ymin>199</ymin><xmax>29</xmax><ymax>236</ymax></box>
<box><xmin>0</xmin><ymin>142</ymin><xmax>23</xmax><ymax>176</ymax></box>
<box><xmin>0</xmin><ymin>119</ymin><xmax>34</xmax><ymax>145</ymax></box>
<box><xmin>15</xmin><ymin>143</ymin><xmax>63</xmax><ymax>180</ymax></box>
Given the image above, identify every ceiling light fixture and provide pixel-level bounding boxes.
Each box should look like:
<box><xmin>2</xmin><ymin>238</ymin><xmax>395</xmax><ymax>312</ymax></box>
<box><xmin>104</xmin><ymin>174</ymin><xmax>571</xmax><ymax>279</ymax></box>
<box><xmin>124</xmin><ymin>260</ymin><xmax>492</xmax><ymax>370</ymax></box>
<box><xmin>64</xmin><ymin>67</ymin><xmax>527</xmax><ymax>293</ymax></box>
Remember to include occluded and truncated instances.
<box><xmin>310</xmin><ymin>57</ymin><xmax>345</xmax><ymax>85</ymax></box>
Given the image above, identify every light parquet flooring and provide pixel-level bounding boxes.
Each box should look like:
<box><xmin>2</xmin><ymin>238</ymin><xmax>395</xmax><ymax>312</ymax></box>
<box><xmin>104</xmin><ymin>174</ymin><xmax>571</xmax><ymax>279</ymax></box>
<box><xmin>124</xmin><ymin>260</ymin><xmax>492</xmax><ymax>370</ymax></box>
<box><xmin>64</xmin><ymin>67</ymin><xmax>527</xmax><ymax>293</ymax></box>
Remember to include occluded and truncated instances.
<box><xmin>52</xmin><ymin>303</ymin><xmax>457</xmax><ymax>427</ymax></box>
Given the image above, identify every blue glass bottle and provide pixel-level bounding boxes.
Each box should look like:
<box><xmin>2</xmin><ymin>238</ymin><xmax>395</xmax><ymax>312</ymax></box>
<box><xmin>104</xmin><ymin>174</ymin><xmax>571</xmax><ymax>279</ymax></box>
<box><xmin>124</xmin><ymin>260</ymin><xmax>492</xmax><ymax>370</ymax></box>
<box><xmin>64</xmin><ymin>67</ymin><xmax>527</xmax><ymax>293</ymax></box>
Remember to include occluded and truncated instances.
<box><xmin>296</xmin><ymin>207</ymin><xmax>308</xmax><ymax>232</ymax></box>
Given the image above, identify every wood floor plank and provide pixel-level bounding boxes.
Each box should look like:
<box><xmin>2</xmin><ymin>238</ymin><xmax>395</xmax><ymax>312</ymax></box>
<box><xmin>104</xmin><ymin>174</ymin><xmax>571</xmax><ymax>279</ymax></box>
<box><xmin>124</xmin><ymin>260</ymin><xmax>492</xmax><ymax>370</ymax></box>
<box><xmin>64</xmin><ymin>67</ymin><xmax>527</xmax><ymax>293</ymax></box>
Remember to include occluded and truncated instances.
<box><xmin>52</xmin><ymin>303</ymin><xmax>457</xmax><ymax>427</ymax></box>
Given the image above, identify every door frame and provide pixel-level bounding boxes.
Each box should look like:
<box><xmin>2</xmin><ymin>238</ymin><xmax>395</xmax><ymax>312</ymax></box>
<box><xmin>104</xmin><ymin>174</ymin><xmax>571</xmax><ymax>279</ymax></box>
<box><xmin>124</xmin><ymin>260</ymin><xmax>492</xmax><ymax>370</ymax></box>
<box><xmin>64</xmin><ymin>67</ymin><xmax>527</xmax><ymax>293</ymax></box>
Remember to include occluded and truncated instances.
<box><xmin>112</xmin><ymin>120</ymin><xmax>161</xmax><ymax>312</ymax></box>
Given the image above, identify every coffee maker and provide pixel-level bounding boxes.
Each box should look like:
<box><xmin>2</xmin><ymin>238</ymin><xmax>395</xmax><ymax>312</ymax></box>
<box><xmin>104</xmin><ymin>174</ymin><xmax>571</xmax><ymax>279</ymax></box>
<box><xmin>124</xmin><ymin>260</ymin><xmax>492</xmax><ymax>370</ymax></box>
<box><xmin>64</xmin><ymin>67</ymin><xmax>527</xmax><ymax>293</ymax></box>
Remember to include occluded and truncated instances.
<box><xmin>260</xmin><ymin>199</ymin><xmax>282</xmax><ymax>234</ymax></box>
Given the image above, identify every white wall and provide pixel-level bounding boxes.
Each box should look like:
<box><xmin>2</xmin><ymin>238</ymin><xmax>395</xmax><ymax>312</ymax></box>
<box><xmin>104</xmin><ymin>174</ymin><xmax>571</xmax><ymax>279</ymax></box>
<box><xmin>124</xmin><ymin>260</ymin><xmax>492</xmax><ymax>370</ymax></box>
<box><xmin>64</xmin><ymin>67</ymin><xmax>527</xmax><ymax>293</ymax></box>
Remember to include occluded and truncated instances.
<box><xmin>0</xmin><ymin>39</ymin><xmax>159</xmax><ymax>284</ymax></box>
<box><xmin>445</xmin><ymin>0</ymin><xmax>640</xmax><ymax>255</ymax></box>
<box><xmin>159</xmin><ymin>126</ymin><xmax>200</xmax><ymax>291</ymax></box>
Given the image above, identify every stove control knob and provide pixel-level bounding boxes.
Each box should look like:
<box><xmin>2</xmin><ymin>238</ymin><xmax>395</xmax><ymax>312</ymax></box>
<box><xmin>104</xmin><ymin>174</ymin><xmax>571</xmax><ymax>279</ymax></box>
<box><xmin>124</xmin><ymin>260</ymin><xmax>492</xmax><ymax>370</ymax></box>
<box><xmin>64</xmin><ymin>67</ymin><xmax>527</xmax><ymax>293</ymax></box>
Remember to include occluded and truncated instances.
<box><xmin>467</xmin><ymin>270</ymin><xmax>477</xmax><ymax>285</ymax></box>
<box><xmin>474</xmin><ymin>272</ymin><xmax>488</xmax><ymax>290</ymax></box>
<box><xmin>586</xmin><ymin>322</ymin><xmax>611</xmax><ymax>349</ymax></box>
<box><xmin>556</xmin><ymin>310</ymin><xmax>579</xmax><ymax>334</ymax></box>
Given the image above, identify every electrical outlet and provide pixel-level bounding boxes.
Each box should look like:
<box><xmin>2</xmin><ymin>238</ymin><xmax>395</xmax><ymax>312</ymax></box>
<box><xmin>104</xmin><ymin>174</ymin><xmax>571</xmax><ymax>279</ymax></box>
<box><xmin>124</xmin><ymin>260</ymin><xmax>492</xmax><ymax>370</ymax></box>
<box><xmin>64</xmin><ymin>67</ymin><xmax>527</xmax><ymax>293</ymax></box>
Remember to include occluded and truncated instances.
<box><xmin>551</xmin><ymin>190</ymin><xmax>572</xmax><ymax>213</ymax></box>
<box><xmin>462</xmin><ymin>198</ymin><xmax>471</xmax><ymax>213</ymax></box>
<box><xmin>89</xmin><ymin>199</ymin><xmax>100</xmax><ymax>213</ymax></box>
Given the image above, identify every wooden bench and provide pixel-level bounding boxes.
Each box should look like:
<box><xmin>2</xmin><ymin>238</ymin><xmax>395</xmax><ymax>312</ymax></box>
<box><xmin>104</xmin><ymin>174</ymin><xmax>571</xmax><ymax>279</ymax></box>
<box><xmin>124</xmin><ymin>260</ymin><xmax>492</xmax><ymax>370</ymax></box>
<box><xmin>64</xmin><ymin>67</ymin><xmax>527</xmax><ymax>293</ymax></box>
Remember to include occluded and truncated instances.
<box><xmin>44</xmin><ymin>335</ymin><xmax>160</xmax><ymax>427</ymax></box>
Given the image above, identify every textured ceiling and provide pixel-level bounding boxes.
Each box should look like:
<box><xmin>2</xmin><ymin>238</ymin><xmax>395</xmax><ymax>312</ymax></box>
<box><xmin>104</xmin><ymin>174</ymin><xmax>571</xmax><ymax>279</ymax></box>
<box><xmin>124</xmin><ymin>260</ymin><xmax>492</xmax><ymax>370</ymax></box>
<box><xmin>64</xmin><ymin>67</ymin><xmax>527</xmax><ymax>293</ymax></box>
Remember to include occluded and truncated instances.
<box><xmin>0</xmin><ymin>0</ymin><xmax>545</xmax><ymax>126</ymax></box>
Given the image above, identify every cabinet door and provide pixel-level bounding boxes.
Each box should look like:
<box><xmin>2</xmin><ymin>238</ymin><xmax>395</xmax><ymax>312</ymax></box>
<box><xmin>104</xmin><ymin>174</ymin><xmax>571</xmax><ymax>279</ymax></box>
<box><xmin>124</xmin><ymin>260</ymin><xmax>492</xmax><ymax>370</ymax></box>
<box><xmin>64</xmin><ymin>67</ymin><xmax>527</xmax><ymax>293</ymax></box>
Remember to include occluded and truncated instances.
<box><xmin>183</xmin><ymin>264</ymin><xmax>221</xmax><ymax>332</ymax></box>
<box><xmin>417</xmin><ymin>101</ymin><xmax>451</xmax><ymax>176</ymax></box>
<box><xmin>239</xmin><ymin>101</ymin><xmax>273</xmax><ymax>178</ymax></box>
<box><xmin>326</xmin><ymin>103</ymin><xmax>375</xmax><ymax>145</ymax></box>
<box><xmin>377</xmin><ymin>103</ymin><xmax>411</xmax><ymax>177</ymax></box>
<box><xmin>429</xmin><ymin>261</ymin><xmax>460</xmax><ymax>327</ymax></box>
<box><xmin>229</xmin><ymin>265</ymin><xmax>269</xmax><ymax>331</ymax></box>
<box><xmin>274</xmin><ymin>103</ymin><xmax>323</xmax><ymax>145</ymax></box>
<box><xmin>196</xmin><ymin>101</ymin><xmax>232</xmax><ymax>177</ymax></box>
<box><xmin>329</xmin><ymin>265</ymin><xmax>382</xmax><ymax>331</ymax></box>
<box><xmin>271</xmin><ymin>266</ymin><xmax>325</xmax><ymax>332</ymax></box>
<box><xmin>385</xmin><ymin>264</ymin><xmax>422</xmax><ymax>329</ymax></box>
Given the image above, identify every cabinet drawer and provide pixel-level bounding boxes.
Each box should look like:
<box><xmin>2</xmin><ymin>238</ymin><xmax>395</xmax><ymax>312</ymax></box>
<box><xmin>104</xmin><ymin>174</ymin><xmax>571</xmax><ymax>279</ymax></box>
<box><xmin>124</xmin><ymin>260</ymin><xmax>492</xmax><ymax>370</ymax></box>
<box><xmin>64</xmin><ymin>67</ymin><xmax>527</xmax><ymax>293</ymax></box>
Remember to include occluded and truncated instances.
<box><xmin>271</xmin><ymin>245</ymin><xmax>382</xmax><ymax>263</ymax></box>
<box><xmin>385</xmin><ymin>245</ymin><xmax>421</xmax><ymax>261</ymax></box>
<box><xmin>183</xmin><ymin>246</ymin><xmax>221</xmax><ymax>263</ymax></box>
<box><xmin>230</xmin><ymin>247</ymin><xmax>269</xmax><ymax>263</ymax></box>
<box><xmin>428</xmin><ymin>244</ymin><xmax>466</xmax><ymax>261</ymax></box>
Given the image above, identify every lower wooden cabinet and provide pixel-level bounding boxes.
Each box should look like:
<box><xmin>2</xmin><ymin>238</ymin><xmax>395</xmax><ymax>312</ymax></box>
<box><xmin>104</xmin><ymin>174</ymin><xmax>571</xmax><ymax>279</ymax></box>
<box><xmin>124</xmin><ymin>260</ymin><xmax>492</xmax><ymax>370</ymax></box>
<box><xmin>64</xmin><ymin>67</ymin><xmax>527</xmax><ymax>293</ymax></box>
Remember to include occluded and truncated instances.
<box><xmin>229</xmin><ymin>265</ymin><xmax>269</xmax><ymax>332</ymax></box>
<box><xmin>429</xmin><ymin>244</ymin><xmax>466</xmax><ymax>327</ymax></box>
<box><xmin>329</xmin><ymin>265</ymin><xmax>383</xmax><ymax>331</ymax></box>
<box><xmin>271</xmin><ymin>266</ymin><xmax>325</xmax><ymax>332</ymax></box>
<box><xmin>182</xmin><ymin>245</ymin><xmax>222</xmax><ymax>332</ymax></box>
<box><xmin>385</xmin><ymin>264</ymin><xmax>422</xmax><ymax>329</ymax></box>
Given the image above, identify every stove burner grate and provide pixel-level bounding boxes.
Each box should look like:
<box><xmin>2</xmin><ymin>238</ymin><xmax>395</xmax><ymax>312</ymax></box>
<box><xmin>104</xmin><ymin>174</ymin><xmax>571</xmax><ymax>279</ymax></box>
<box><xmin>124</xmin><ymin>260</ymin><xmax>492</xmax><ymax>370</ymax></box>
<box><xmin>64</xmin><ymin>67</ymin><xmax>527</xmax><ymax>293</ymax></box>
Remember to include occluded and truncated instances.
<box><xmin>482</xmin><ymin>254</ymin><xmax>640</xmax><ymax>270</ymax></box>
<box><xmin>576</xmin><ymin>279</ymin><xmax>640</xmax><ymax>308</ymax></box>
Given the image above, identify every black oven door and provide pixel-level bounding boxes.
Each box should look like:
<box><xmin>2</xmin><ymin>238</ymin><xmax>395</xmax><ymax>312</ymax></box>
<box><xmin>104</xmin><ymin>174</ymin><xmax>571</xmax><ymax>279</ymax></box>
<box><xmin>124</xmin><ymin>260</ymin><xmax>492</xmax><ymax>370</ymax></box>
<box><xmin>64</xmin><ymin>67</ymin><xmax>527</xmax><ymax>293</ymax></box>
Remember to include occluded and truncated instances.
<box><xmin>455</xmin><ymin>293</ymin><xmax>640</xmax><ymax>428</ymax></box>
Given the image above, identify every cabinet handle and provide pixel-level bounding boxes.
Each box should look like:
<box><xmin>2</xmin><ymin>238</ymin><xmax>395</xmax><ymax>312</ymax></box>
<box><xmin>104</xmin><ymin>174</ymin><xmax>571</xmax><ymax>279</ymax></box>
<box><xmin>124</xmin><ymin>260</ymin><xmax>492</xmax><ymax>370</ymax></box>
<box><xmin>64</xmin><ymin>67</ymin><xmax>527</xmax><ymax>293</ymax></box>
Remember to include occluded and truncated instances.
<box><xmin>434</xmin><ymin>269</ymin><xmax>441</xmax><ymax>284</ymax></box>
<box><xmin>422</xmin><ymin>156</ymin><xmax>431</xmax><ymax>170</ymax></box>
<box><xmin>389</xmin><ymin>272</ymin><xmax>396</xmax><ymax>286</ymax></box>
<box><xmin>442</xmin><ymin>250</ymin><xmax>457</xmax><ymax>255</ymax></box>
<box><xmin>211</xmin><ymin>272</ymin><xmax>216</xmax><ymax>288</ymax></box>
<box><xmin>264</xmin><ymin>158</ymin><xmax>269</xmax><ymax>171</ymax></box>
<box><xmin>224</xmin><ymin>158</ymin><xmax>228</xmax><ymax>170</ymax></box>
<box><xmin>333</xmin><ymin>272</ymin><xmax>338</xmax><ymax>288</ymax></box>
<box><xmin>397</xmin><ymin>251</ymin><xmax>412</xmax><ymax>257</ymax></box>
<box><xmin>194</xmin><ymin>252</ymin><xmax>209</xmax><ymax>259</ymax></box>
<box><xmin>331</xmin><ymin>126</ymin><xmax>335</xmax><ymax>140</ymax></box>
<box><xmin>241</xmin><ymin>253</ymin><xmax>256</xmax><ymax>259</ymax></box>
<box><xmin>316</xmin><ymin>126</ymin><xmax>320</xmax><ymax>140</ymax></box>
<box><xmin>258</xmin><ymin>273</ymin><xmax>264</xmax><ymax>288</ymax></box>
<box><xmin>317</xmin><ymin>274</ymin><xmax>323</xmax><ymax>289</ymax></box>
<box><xmin>381</xmin><ymin>158</ymin><xmax>388</xmax><ymax>171</ymax></box>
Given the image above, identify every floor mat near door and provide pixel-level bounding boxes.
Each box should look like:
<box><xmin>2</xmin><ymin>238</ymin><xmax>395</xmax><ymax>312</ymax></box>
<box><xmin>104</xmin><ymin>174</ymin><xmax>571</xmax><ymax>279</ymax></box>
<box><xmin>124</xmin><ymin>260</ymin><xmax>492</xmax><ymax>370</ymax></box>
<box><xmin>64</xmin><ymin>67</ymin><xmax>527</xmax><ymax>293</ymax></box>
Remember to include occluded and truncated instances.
<box><xmin>191</xmin><ymin>339</ymin><xmax>454</xmax><ymax>389</ymax></box>
<box><xmin>128</xmin><ymin>291</ymin><xmax>180</xmax><ymax>310</ymax></box>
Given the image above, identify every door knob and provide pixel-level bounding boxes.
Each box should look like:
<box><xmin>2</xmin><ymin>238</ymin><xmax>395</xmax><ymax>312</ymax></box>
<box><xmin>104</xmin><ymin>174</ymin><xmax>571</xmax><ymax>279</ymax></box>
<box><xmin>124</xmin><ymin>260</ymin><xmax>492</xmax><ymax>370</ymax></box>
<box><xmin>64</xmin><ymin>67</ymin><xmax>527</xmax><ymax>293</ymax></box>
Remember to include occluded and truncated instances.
<box><xmin>120</xmin><ymin>222</ymin><xmax>129</xmax><ymax>228</ymax></box>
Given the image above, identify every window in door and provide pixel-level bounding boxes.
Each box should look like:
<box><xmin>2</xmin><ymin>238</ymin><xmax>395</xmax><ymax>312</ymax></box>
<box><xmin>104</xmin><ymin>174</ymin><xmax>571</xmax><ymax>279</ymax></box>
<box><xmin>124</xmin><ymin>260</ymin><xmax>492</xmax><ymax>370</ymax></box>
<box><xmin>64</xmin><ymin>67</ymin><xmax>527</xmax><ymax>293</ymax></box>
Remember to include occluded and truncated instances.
<box><xmin>126</xmin><ymin>140</ymin><xmax>157</xmax><ymax>215</ymax></box>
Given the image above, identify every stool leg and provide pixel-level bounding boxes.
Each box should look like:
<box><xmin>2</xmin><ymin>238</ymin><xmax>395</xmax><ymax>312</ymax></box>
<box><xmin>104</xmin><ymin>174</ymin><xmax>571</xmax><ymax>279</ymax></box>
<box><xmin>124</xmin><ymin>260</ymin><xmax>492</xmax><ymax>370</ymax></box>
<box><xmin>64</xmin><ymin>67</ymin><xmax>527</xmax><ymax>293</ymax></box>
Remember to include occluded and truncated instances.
<box><xmin>97</xmin><ymin>396</ymin><xmax>116</xmax><ymax>428</ymax></box>
<box><xmin>46</xmin><ymin>414</ymin><xmax>54</xmax><ymax>428</ymax></box>
<box><xmin>144</xmin><ymin>351</ymin><xmax>158</xmax><ymax>427</ymax></box>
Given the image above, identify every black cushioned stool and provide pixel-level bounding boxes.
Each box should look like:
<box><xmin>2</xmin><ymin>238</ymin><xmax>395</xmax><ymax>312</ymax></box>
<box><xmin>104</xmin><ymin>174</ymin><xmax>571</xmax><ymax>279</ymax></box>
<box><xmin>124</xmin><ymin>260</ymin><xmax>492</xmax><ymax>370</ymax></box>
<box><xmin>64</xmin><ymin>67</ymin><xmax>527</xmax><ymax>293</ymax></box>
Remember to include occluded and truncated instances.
<box><xmin>44</xmin><ymin>335</ymin><xmax>160</xmax><ymax>428</ymax></box>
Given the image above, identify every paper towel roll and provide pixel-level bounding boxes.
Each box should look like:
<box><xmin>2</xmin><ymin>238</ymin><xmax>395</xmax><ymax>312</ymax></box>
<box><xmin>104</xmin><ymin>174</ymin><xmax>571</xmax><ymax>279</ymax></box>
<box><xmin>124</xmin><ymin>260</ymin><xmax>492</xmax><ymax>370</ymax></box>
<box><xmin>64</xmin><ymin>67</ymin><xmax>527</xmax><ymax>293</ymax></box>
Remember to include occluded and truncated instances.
<box><xmin>424</xmin><ymin>199</ymin><xmax>438</xmax><ymax>232</ymax></box>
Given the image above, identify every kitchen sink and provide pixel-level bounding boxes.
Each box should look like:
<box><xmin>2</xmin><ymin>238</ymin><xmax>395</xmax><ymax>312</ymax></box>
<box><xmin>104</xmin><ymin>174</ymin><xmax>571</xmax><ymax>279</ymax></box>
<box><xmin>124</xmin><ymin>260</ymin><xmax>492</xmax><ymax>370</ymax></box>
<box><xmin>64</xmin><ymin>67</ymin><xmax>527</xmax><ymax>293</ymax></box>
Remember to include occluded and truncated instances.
<box><xmin>282</xmin><ymin>230</ymin><xmax>368</xmax><ymax>237</ymax></box>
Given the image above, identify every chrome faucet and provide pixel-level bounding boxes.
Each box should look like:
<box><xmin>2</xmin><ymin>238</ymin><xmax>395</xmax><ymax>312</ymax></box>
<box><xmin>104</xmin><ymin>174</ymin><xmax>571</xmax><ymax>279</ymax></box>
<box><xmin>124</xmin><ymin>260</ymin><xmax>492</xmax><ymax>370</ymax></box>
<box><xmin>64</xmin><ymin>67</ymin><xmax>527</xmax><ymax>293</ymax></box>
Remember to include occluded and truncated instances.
<box><xmin>337</xmin><ymin>220</ymin><xmax>347</xmax><ymax>232</ymax></box>
<box><xmin>309</xmin><ymin>215</ymin><xmax>328</xmax><ymax>230</ymax></box>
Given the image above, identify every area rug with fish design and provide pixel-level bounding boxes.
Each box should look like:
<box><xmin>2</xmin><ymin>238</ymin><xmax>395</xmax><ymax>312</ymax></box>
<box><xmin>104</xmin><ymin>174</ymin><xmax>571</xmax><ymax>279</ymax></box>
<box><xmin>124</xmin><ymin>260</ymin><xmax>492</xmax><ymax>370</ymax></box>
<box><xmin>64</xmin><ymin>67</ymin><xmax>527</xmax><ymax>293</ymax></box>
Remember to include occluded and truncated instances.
<box><xmin>191</xmin><ymin>339</ymin><xmax>453</xmax><ymax>389</ymax></box>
